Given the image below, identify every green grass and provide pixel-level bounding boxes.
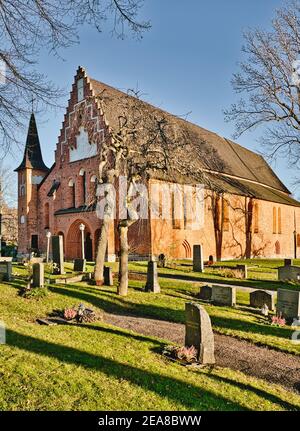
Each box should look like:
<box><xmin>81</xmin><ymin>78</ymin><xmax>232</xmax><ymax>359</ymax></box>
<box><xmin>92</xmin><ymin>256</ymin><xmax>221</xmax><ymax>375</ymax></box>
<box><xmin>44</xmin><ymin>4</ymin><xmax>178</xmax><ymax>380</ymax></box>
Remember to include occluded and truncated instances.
<box><xmin>1</xmin><ymin>267</ymin><xmax>300</xmax><ymax>410</ymax></box>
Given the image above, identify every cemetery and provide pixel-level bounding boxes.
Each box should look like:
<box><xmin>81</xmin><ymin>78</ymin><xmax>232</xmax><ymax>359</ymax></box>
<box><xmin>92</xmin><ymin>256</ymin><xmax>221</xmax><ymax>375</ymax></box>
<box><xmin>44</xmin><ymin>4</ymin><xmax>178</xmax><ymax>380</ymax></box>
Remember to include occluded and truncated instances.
<box><xmin>1</xmin><ymin>248</ymin><xmax>300</xmax><ymax>411</ymax></box>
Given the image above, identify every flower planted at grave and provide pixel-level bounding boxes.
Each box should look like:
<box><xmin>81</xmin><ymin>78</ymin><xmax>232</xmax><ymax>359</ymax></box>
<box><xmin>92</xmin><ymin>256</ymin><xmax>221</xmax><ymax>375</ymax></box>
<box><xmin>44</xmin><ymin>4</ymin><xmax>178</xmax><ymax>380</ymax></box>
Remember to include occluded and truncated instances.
<box><xmin>63</xmin><ymin>308</ymin><xmax>77</xmax><ymax>321</ymax></box>
<box><xmin>271</xmin><ymin>312</ymin><xmax>286</xmax><ymax>327</ymax></box>
<box><xmin>162</xmin><ymin>345</ymin><xmax>198</xmax><ymax>365</ymax></box>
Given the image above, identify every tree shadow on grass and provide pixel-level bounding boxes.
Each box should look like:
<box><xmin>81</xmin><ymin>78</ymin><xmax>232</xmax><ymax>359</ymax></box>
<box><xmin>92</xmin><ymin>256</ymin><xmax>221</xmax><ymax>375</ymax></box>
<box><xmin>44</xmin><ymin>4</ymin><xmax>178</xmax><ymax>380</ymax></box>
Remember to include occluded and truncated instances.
<box><xmin>6</xmin><ymin>328</ymin><xmax>245</xmax><ymax>411</ymax></box>
<box><xmin>193</xmin><ymin>369</ymin><xmax>300</xmax><ymax>411</ymax></box>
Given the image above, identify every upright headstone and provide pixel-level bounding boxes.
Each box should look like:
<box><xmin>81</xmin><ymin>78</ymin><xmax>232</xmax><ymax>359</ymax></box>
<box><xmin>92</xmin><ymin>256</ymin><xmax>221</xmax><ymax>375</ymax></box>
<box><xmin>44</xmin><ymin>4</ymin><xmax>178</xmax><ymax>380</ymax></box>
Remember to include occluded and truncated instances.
<box><xmin>278</xmin><ymin>265</ymin><xmax>300</xmax><ymax>281</ymax></box>
<box><xmin>0</xmin><ymin>260</ymin><xmax>12</xmax><ymax>281</ymax></box>
<box><xmin>185</xmin><ymin>302</ymin><xmax>215</xmax><ymax>364</ymax></box>
<box><xmin>32</xmin><ymin>263</ymin><xmax>44</xmax><ymax>288</ymax></box>
<box><xmin>157</xmin><ymin>253</ymin><xmax>166</xmax><ymax>268</ymax></box>
<box><xmin>237</xmin><ymin>264</ymin><xmax>248</xmax><ymax>279</ymax></box>
<box><xmin>250</xmin><ymin>290</ymin><xmax>275</xmax><ymax>311</ymax></box>
<box><xmin>73</xmin><ymin>258</ymin><xmax>86</xmax><ymax>272</ymax></box>
<box><xmin>277</xmin><ymin>289</ymin><xmax>300</xmax><ymax>321</ymax></box>
<box><xmin>52</xmin><ymin>235</ymin><xmax>65</xmax><ymax>275</ymax></box>
<box><xmin>193</xmin><ymin>244</ymin><xmax>204</xmax><ymax>272</ymax></box>
<box><xmin>199</xmin><ymin>285</ymin><xmax>212</xmax><ymax>301</ymax></box>
<box><xmin>103</xmin><ymin>266</ymin><xmax>113</xmax><ymax>286</ymax></box>
<box><xmin>211</xmin><ymin>285</ymin><xmax>236</xmax><ymax>306</ymax></box>
<box><xmin>145</xmin><ymin>260</ymin><xmax>160</xmax><ymax>293</ymax></box>
<box><xmin>284</xmin><ymin>258</ymin><xmax>292</xmax><ymax>267</ymax></box>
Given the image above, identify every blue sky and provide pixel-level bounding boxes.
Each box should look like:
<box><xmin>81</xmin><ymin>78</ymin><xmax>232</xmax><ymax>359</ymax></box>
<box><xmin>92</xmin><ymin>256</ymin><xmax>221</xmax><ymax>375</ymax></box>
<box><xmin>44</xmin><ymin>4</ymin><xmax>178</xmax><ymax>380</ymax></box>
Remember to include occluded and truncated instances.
<box><xmin>11</xmin><ymin>0</ymin><xmax>296</xmax><ymax>200</ymax></box>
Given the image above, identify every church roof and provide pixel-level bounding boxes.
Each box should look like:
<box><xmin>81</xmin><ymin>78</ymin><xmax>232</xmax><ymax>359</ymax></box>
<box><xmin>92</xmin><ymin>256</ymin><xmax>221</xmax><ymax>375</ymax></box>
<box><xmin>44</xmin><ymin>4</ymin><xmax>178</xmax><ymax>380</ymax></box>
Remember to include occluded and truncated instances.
<box><xmin>15</xmin><ymin>113</ymin><xmax>49</xmax><ymax>172</ymax></box>
<box><xmin>89</xmin><ymin>77</ymin><xmax>291</xmax><ymax>196</ymax></box>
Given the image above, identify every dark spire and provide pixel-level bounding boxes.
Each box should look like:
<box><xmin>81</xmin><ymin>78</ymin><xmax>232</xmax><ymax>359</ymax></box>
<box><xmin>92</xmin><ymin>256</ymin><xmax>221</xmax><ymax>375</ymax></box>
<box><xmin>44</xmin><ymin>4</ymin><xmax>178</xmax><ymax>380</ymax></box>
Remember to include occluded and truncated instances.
<box><xmin>15</xmin><ymin>113</ymin><xmax>49</xmax><ymax>172</ymax></box>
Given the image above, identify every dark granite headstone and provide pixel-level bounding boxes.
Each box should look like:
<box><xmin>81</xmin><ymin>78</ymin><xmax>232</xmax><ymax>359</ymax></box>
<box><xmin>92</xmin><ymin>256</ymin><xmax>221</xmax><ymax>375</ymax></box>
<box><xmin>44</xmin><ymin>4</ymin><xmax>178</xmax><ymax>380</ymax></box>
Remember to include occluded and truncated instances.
<box><xmin>0</xmin><ymin>261</ymin><xmax>12</xmax><ymax>281</ymax></box>
<box><xmin>284</xmin><ymin>258</ymin><xmax>292</xmax><ymax>267</ymax></box>
<box><xmin>193</xmin><ymin>244</ymin><xmax>204</xmax><ymax>272</ymax></box>
<box><xmin>32</xmin><ymin>263</ymin><xmax>44</xmax><ymax>288</ymax></box>
<box><xmin>199</xmin><ymin>285</ymin><xmax>212</xmax><ymax>301</ymax></box>
<box><xmin>73</xmin><ymin>258</ymin><xmax>86</xmax><ymax>272</ymax></box>
<box><xmin>52</xmin><ymin>235</ymin><xmax>65</xmax><ymax>275</ymax></box>
<box><xmin>185</xmin><ymin>302</ymin><xmax>215</xmax><ymax>364</ymax></box>
<box><xmin>211</xmin><ymin>285</ymin><xmax>236</xmax><ymax>306</ymax></box>
<box><xmin>145</xmin><ymin>260</ymin><xmax>160</xmax><ymax>293</ymax></box>
<box><xmin>103</xmin><ymin>266</ymin><xmax>113</xmax><ymax>286</ymax></box>
<box><xmin>250</xmin><ymin>290</ymin><xmax>275</xmax><ymax>311</ymax></box>
<box><xmin>277</xmin><ymin>289</ymin><xmax>300</xmax><ymax>321</ymax></box>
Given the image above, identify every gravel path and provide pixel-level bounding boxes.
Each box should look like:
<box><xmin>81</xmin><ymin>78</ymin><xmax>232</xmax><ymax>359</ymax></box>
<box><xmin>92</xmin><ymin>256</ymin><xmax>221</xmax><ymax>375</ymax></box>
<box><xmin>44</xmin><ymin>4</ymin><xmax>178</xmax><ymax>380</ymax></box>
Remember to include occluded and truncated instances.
<box><xmin>104</xmin><ymin>312</ymin><xmax>300</xmax><ymax>394</ymax></box>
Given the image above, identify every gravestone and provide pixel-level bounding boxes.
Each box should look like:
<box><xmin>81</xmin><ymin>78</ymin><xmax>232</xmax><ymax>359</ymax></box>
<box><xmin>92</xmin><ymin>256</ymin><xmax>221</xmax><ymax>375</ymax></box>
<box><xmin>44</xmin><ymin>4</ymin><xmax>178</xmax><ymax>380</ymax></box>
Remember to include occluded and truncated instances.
<box><xmin>52</xmin><ymin>235</ymin><xmax>65</xmax><ymax>275</ymax></box>
<box><xmin>211</xmin><ymin>285</ymin><xmax>236</xmax><ymax>306</ymax></box>
<box><xmin>277</xmin><ymin>289</ymin><xmax>300</xmax><ymax>321</ymax></box>
<box><xmin>250</xmin><ymin>290</ymin><xmax>275</xmax><ymax>311</ymax></box>
<box><xmin>103</xmin><ymin>266</ymin><xmax>113</xmax><ymax>286</ymax></box>
<box><xmin>193</xmin><ymin>244</ymin><xmax>204</xmax><ymax>272</ymax></box>
<box><xmin>32</xmin><ymin>263</ymin><xmax>44</xmax><ymax>288</ymax></box>
<box><xmin>145</xmin><ymin>260</ymin><xmax>160</xmax><ymax>293</ymax></box>
<box><xmin>278</xmin><ymin>265</ymin><xmax>300</xmax><ymax>281</ymax></box>
<box><xmin>185</xmin><ymin>302</ymin><xmax>215</xmax><ymax>364</ymax></box>
<box><xmin>284</xmin><ymin>258</ymin><xmax>292</xmax><ymax>267</ymax></box>
<box><xmin>199</xmin><ymin>285</ymin><xmax>212</xmax><ymax>301</ymax></box>
<box><xmin>237</xmin><ymin>264</ymin><xmax>247</xmax><ymax>279</ymax></box>
<box><xmin>73</xmin><ymin>258</ymin><xmax>86</xmax><ymax>272</ymax></box>
<box><xmin>0</xmin><ymin>260</ymin><xmax>12</xmax><ymax>281</ymax></box>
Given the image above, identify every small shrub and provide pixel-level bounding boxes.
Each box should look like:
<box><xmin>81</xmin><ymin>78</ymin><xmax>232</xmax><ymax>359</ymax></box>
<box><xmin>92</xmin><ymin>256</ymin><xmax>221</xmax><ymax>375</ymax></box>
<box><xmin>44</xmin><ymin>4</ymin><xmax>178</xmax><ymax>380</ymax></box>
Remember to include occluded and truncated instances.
<box><xmin>210</xmin><ymin>268</ymin><xmax>244</xmax><ymax>279</ymax></box>
<box><xmin>23</xmin><ymin>287</ymin><xmax>48</xmax><ymax>300</ymax></box>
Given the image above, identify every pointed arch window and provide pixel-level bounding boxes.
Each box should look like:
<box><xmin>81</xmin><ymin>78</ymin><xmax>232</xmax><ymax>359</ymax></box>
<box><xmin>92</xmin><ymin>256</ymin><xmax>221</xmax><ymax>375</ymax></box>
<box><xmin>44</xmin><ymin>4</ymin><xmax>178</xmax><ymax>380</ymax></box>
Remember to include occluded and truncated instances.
<box><xmin>223</xmin><ymin>199</ymin><xmax>229</xmax><ymax>232</ymax></box>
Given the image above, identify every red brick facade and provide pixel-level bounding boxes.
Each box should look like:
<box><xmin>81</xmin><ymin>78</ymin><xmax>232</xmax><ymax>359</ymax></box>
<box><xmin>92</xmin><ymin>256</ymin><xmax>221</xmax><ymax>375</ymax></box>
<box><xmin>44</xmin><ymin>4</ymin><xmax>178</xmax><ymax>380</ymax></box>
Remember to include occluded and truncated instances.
<box><xmin>16</xmin><ymin>67</ymin><xmax>300</xmax><ymax>261</ymax></box>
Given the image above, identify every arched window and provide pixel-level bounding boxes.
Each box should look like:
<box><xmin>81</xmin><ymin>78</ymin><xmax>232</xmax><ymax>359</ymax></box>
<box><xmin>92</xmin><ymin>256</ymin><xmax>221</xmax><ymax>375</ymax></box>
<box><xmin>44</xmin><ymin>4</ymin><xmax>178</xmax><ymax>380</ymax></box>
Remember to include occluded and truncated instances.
<box><xmin>297</xmin><ymin>233</ymin><xmax>300</xmax><ymax>247</ymax></box>
<box><xmin>253</xmin><ymin>202</ymin><xmax>259</xmax><ymax>233</ymax></box>
<box><xmin>223</xmin><ymin>198</ymin><xmax>229</xmax><ymax>232</ymax></box>
<box><xmin>68</xmin><ymin>179</ymin><xmax>75</xmax><ymax>208</ymax></box>
<box><xmin>79</xmin><ymin>168</ymin><xmax>86</xmax><ymax>205</ymax></box>
<box><xmin>44</xmin><ymin>203</ymin><xmax>49</xmax><ymax>229</ymax></box>
<box><xmin>275</xmin><ymin>240</ymin><xmax>280</xmax><ymax>255</ymax></box>
<box><xmin>277</xmin><ymin>207</ymin><xmax>282</xmax><ymax>234</ymax></box>
<box><xmin>273</xmin><ymin>207</ymin><xmax>277</xmax><ymax>234</ymax></box>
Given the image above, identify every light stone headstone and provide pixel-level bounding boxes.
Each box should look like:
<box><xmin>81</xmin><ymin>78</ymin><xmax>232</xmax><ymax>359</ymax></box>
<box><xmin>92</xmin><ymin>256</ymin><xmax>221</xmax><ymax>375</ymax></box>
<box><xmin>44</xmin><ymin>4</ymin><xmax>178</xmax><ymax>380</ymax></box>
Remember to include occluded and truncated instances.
<box><xmin>32</xmin><ymin>263</ymin><xmax>44</xmax><ymax>288</ymax></box>
<box><xmin>193</xmin><ymin>244</ymin><xmax>204</xmax><ymax>272</ymax></box>
<box><xmin>0</xmin><ymin>260</ymin><xmax>12</xmax><ymax>282</ymax></box>
<box><xmin>250</xmin><ymin>290</ymin><xmax>275</xmax><ymax>311</ymax></box>
<box><xmin>145</xmin><ymin>260</ymin><xmax>160</xmax><ymax>293</ymax></box>
<box><xmin>236</xmin><ymin>264</ymin><xmax>247</xmax><ymax>279</ymax></box>
<box><xmin>73</xmin><ymin>258</ymin><xmax>86</xmax><ymax>272</ymax></box>
<box><xmin>52</xmin><ymin>235</ymin><xmax>65</xmax><ymax>275</ymax></box>
<box><xmin>103</xmin><ymin>266</ymin><xmax>113</xmax><ymax>286</ymax></box>
<box><xmin>185</xmin><ymin>302</ymin><xmax>215</xmax><ymax>364</ymax></box>
<box><xmin>199</xmin><ymin>285</ymin><xmax>212</xmax><ymax>301</ymax></box>
<box><xmin>211</xmin><ymin>285</ymin><xmax>236</xmax><ymax>306</ymax></box>
<box><xmin>277</xmin><ymin>289</ymin><xmax>300</xmax><ymax>321</ymax></box>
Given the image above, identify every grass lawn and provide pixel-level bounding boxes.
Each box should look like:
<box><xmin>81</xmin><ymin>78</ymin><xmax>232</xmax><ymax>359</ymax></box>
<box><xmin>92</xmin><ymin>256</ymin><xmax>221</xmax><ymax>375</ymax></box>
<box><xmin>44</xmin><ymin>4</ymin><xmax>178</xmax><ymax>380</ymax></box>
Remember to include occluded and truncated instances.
<box><xmin>0</xmin><ymin>265</ymin><xmax>300</xmax><ymax>410</ymax></box>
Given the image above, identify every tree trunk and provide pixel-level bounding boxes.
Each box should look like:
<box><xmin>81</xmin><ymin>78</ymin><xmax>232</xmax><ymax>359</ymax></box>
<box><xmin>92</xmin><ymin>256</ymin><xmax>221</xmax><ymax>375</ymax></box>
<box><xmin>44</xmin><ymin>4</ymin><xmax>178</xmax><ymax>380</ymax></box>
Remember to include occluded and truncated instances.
<box><xmin>118</xmin><ymin>221</ymin><xmax>128</xmax><ymax>296</ymax></box>
<box><xmin>94</xmin><ymin>219</ymin><xmax>109</xmax><ymax>285</ymax></box>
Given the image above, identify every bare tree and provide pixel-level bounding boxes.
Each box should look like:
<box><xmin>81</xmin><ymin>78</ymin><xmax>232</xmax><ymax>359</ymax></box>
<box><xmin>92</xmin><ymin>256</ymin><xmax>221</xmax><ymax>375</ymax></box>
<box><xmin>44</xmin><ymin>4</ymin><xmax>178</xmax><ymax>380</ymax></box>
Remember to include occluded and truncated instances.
<box><xmin>224</xmin><ymin>1</ymin><xmax>300</xmax><ymax>167</ymax></box>
<box><xmin>0</xmin><ymin>1</ymin><xmax>150</xmax><ymax>155</ymax></box>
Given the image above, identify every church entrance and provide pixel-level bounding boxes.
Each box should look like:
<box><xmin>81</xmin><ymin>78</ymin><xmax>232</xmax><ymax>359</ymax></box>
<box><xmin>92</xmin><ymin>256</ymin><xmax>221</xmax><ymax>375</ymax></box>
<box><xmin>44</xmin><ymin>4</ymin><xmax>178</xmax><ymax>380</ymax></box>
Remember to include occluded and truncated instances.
<box><xmin>66</xmin><ymin>220</ymin><xmax>93</xmax><ymax>260</ymax></box>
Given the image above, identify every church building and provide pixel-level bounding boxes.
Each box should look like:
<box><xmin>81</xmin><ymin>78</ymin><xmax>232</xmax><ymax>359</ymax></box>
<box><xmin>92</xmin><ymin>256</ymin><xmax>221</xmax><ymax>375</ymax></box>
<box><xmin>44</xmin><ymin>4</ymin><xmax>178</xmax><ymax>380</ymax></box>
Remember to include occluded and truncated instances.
<box><xmin>15</xmin><ymin>67</ymin><xmax>300</xmax><ymax>261</ymax></box>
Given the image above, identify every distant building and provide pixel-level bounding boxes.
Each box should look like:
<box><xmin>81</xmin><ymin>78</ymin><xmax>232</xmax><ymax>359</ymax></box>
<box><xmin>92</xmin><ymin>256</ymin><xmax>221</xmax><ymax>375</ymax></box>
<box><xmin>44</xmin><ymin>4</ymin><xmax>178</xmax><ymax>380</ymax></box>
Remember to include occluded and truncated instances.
<box><xmin>15</xmin><ymin>67</ymin><xmax>300</xmax><ymax>260</ymax></box>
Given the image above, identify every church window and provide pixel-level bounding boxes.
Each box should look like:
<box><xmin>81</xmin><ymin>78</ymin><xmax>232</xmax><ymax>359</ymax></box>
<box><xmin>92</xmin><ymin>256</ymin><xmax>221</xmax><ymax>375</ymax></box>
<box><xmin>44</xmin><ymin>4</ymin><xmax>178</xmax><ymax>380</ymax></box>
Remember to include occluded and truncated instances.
<box><xmin>20</xmin><ymin>215</ymin><xmax>25</xmax><ymax>224</ymax></box>
<box><xmin>20</xmin><ymin>185</ymin><xmax>25</xmax><ymax>196</ymax></box>
<box><xmin>273</xmin><ymin>207</ymin><xmax>277</xmax><ymax>234</ymax></box>
<box><xmin>68</xmin><ymin>179</ymin><xmax>75</xmax><ymax>208</ymax></box>
<box><xmin>297</xmin><ymin>233</ymin><xmax>300</xmax><ymax>247</ymax></box>
<box><xmin>277</xmin><ymin>208</ymin><xmax>282</xmax><ymax>234</ymax></box>
<box><xmin>171</xmin><ymin>187</ymin><xmax>181</xmax><ymax>229</ymax></box>
<box><xmin>77</xmin><ymin>78</ymin><xmax>84</xmax><ymax>102</ymax></box>
<box><xmin>223</xmin><ymin>199</ymin><xmax>229</xmax><ymax>232</ymax></box>
<box><xmin>44</xmin><ymin>203</ymin><xmax>50</xmax><ymax>229</ymax></box>
<box><xmin>253</xmin><ymin>202</ymin><xmax>259</xmax><ymax>233</ymax></box>
<box><xmin>79</xmin><ymin>168</ymin><xmax>86</xmax><ymax>205</ymax></box>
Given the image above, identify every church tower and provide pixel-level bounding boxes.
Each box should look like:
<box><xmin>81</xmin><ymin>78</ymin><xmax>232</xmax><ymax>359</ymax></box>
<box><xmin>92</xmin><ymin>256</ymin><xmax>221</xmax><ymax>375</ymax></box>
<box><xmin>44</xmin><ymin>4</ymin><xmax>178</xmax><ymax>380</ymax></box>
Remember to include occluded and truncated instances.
<box><xmin>15</xmin><ymin>113</ymin><xmax>49</xmax><ymax>256</ymax></box>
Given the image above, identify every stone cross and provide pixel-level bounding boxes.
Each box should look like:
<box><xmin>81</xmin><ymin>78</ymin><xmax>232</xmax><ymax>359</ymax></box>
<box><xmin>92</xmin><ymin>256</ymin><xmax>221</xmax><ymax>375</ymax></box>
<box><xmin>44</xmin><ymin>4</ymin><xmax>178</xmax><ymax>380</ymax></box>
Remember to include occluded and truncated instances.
<box><xmin>52</xmin><ymin>235</ymin><xmax>65</xmax><ymax>275</ymax></box>
<box><xmin>145</xmin><ymin>260</ymin><xmax>160</xmax><ymax>293</ymax></box>
<box><xmin>32</xmin><ymin>262</ymin><xmax>44</xmax><ymax>288</ymax></box>
<box><xmin>185</xmin><ymin>302</ymin><xmax>215</xmax><ymax>365</ymax></box>
<box><xmin>193</xmin><ymin>244</ymin><xmax>204</xmax><ymax>272</ymax></box>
